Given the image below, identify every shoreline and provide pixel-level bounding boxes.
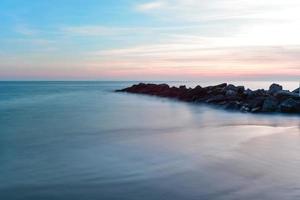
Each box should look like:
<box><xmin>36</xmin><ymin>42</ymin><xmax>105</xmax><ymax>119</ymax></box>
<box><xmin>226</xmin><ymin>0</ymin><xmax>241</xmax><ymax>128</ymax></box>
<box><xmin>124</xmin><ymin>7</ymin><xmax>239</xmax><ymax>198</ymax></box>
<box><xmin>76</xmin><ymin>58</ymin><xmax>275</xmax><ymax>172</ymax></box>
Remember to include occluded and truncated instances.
<box><xmin>117</xmin><ymin>83</ymin><xmax>300</xmax><ymax>114</ymax></box>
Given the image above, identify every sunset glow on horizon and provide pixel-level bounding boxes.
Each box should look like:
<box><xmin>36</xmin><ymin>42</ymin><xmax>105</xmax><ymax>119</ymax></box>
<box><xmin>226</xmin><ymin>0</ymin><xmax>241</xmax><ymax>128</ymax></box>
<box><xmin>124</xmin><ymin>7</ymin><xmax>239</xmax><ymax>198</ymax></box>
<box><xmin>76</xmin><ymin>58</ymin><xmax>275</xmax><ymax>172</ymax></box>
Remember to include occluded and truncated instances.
<box><xmin>1</xmin><ymin>0</ymin><xmax>300</xmax><ymax>80</ymax></box>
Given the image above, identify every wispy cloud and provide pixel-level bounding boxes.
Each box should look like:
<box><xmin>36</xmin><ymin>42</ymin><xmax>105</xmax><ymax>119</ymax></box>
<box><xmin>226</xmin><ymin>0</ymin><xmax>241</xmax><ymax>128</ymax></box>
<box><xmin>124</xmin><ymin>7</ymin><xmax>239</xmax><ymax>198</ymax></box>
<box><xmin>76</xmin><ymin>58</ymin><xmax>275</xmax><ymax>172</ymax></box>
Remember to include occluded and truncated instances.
<box><xmin>88</xmin><ymin>42</ymin><xmax>300</xmax><ymax>80</ymax></box>
<box><xmin>15</xmin><ymin>24</ymin><xmax>39</xmax><ymax>36</ymax></box>
<box><xmin>135</xmin><ymin>1</ymin><xmax>166</xmax><ymax>11</ymax></box>
<box><xmin>2</xmin><ymin>0</ymin><xmax>300</xmax><ymax>80</ymax></box>
<box><xmin>62</xmin><ymin>26</ymin><xmax>125</xmax><ymax>36</ymax></box>
<box><xmin>61</xmin><ymin>24</ymin><xmax>205</xmax><ymax>37</ymax></box>
<box><xmin>135</xmin><ymin>0</ymin><xmax>300</xmax><ymax>22</ymax></box>
<box><xmin>18</xmin><ymin>38</ymin><xmax>55</xmax><ymax>46</ymax></box>
<box><xmin>133</xmin><ymin>1</ymin><xmax>300</xmax><ymax>46</ymax></box>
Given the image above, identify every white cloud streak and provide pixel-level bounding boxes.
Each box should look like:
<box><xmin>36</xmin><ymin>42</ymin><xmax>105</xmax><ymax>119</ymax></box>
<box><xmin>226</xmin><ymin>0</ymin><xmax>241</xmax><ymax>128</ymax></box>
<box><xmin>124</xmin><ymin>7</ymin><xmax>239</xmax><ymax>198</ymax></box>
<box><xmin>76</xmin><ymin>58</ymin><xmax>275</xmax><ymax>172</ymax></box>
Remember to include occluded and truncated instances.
<box><xmin>136</xmin><ymin>0</ymin><xmax>300</xmax><ymax>22</ymax></box>
<box><xmin>62</xmin><ymin>26</ymin><xmax>125</xmax><ymax>36</ymax></box>
<box><xmin>15</xmin><ymin>24</ymin><xmax>39</xmax><ymax>36</ymax></box>
<box><xmin>135</xmin><ymin>1</ymin><xmax>166</xmax><ymax>11</ymax></box>
<box><xmin>62</xmin><ymin>25</ymin><xmax>206</xmax><ymax>37</ymax></box>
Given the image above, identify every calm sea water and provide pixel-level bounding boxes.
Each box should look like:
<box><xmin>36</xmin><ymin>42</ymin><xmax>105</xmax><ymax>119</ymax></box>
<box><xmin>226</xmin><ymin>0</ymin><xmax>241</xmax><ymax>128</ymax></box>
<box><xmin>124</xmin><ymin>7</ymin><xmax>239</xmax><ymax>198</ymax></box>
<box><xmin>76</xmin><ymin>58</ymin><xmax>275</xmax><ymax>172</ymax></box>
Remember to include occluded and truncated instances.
<box><xmin>0</xmin><ymin>81</ymin><xmax>299</xmax><ymax>200</ymax></box>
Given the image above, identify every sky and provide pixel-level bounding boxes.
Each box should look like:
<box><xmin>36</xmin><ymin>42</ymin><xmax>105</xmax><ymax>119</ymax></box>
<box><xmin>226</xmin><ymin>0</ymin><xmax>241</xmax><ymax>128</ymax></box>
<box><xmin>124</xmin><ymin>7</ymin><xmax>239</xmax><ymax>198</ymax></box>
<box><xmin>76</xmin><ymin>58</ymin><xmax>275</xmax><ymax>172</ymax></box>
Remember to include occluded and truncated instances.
<box><xmin>0</xmin><ymin>0</ymin><xmax>300</xmax><ymax>81</ymax></box>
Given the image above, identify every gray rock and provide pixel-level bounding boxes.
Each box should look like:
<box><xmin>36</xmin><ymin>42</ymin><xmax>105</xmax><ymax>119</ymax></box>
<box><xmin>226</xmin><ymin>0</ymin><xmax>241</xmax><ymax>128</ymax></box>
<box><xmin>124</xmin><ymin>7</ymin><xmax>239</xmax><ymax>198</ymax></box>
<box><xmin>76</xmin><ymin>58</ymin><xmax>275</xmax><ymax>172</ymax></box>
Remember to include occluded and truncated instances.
<box><xmin>225</xmin><ymin>90</ymin><xmax>237</xmax><ymax>97</ymax></box>
<box><xmin>224</xmin><ymin>84</ymin><xmax>244</xmax><ymax>93</ymax></box>
<box><xmin>179</xmin><ymin>85</ymin><xmax>187</xmax><ymax>90</ymax></box>
<box><xmin>268</xmin><ymin>83</ymin><xmax>283</xmax><ymax>95</ymax></box>
<box><xmin>194</xmin><ymin>85</ymin><xmax>202</xmax><ymax>90</ymax></box>
<box><xmin>240</xmin><ymin>105</ymin><xmax>250</xmax><ymax>112</ymax></box>
<box><xmin>243</xmin><ymin>89</ymin><xmax>253</xmax><ymax>98</ymax></box>
<box><xmin>237</xmin><ymin>86</ymin><xmax>245</xmax><ymax>94</ymax></box>
<box><xmin>225</xmin><ymin>101</ymin><xmax>241</xmax><ymax>110</ymax></box>
<box><xmin>206</xmin><ymin>95</ymin><xmax>226</xmax><ymax>103</ymax></box>
<box><xmin>251</xmin><ymin>107</ymin><xmax>262</xmax><ymax>113</ymax></box>
<box><xmin>252</xmin><ymin>89</ymin><xmax>267</xmax><ymax>98</ymax></box>
<box><xmin>248</xmin><ymin>97</ymin><xmax>265</xmax><ymax>108</ymax></box>
<box><xmin>275</xmin><ymin>90</ymin><xmax>300</xmax><ymax>101</ymax></box>
<box><xmin>292</xmin><ymin>87</ymin><xmax>300</xmax><ymax>94</ymax></box>
<box><xmin>226</xmin><ymin>84</ymin><xmax>237</xmax><ymax>91</ymax></box>
<box><xmin>214</xmin><ymin>83</ymin><xmax>227</xmax><ymax>88</ymax></box>
<box><xmin>262</xmin><ymin>97</ymin><xmax>279</xmax><ymax>112</ymax></box>
<box><xmin>280</xmin><ymin>98</ymin><xmax>300</xmax><ymax>113</ymax></box>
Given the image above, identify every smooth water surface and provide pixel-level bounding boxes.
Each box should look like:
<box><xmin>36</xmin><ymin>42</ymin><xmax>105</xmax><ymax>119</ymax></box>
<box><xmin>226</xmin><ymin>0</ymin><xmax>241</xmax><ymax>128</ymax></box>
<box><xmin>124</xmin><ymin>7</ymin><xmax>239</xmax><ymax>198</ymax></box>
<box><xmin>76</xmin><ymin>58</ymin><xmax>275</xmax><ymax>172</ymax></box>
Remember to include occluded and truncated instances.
<box><xmin>0</xmin><ymin>81</ymin><xmax>299</xmax><ymax>200</ymax></box>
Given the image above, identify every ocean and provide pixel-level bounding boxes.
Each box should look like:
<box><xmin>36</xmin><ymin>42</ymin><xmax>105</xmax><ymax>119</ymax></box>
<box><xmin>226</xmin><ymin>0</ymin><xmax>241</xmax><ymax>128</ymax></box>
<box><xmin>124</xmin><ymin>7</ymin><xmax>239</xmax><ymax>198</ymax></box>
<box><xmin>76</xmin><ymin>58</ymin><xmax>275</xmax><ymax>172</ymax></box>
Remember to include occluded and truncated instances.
<box><xmin>0</xmin><ymin>81</ymin><xmax>299</xmax><ymax>200</ymax></box>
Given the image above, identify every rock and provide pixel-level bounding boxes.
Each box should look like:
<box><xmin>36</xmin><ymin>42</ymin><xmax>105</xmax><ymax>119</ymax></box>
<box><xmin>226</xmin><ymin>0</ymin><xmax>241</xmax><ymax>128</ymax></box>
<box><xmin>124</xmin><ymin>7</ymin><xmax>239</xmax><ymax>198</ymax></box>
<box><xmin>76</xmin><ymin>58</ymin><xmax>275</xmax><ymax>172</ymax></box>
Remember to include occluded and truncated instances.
<box><xmin>179</xmin><ymin>85</ymin><xmax>187</xmax><ymax>90</ymax></box>
<box><xmin>226</xmin><ymin>84</ymin><xmax>237</xmax><ymax>91</ymax></box>
<box><xmin>293</xmin><ymin>87</ymin><xmax>300</xmax><ymax>94</ymax></box>
<box><xmin>117</xmin><ymin>82</ymin><xmax>300</xmax><ymax>114</ymax></box>
<box><xmin>247</xmin><ymin>89</ymin><xmax>267</xmax><ymax>99</ymax></box>
<box><xmin>251</xmin><ymin>107</ymin><xmax>262</xmax><ymax>113</ymax></box>
<box><xmin>236</xmin><ymin>86</ymin><xmax>245</xmax><ymax>94</ymax></box>
<box><xmin>254</xmin><ymin>89</ymin><xmax>267</xmax><ymax>96</ymax></box>
<box><xmin>188</xmin><ymin>86</ymin><xmax>207</xmax><ymax>100</ymax></box>
<box><xmin>279</xmin><ymin>98</ymin><xmax>300</xmax><ymax>113</ymax></box>
<box><xmin>225</xmin><ymin>90</ymin><xmax>237</xmax><ymax>97</ymax></box>
<box><xmin>240</xmin><ymin>105</ymin><xmax>250</xmax><ymax>112</ymax></box>
<box><xmin>275</xmin><ymin>90</ymin><xmax>300</xmax><ymax>101</ymax></box>
<box><xmin>206</xmin><ymin>88</ymin><xmax>221</xmax><ymax>95</ymax></box>
<box><xmin>158</xmin><ymin>84</ymin><xmax>169</xmax><ymax>89</ymax></box>
<box><xmin>225</xmin><ymin>96</ymin><xmax>242</xmax><ymax>101</ymax></box>
<box><xmin>206</xmin><ymin>84</ymin><xmax>227</xmax><ymax>95</ymax></box>
<box><xmin>248</xmin><ymin>97</ymin><xmax>265</xmax><ymax>108</ymax></box>
<box><xmin>223</xmin><ymin>84</ymin><xmax>244</xmax><ymax>94</ymax></box>
<box><xmin>206</xmin><ymin>95</ymin><xmax>226</xmax><ymax>103</ymax></box>
<box><xmin>268</xmin><ymin>83</ymin><xmax>283</xmax><ymax>95</ymax></box>
<box><xmin>194</xmin><ymin>85</ymin><xmax>202</xmax><ymax>90</ymax></box>
<box><xmin>243</xmin><ymin>89</ymin><xmax>253</xmax><ymax>98</ymax></box>
<box><xmin>225</xmin><ymin>101</ymin><xmax>241</xmax><ymax>110</ymax></box>
<box><xmin>262</xmin><ymin>97</ymin><xmax>279</xmax><ymax>112</ymax></box>
<box><xmin>214</xmin><ymin>83</ymin><xmax>227</xmax><ymax>88</ymax></box>
<box><xmin>168</xmin><ymin>87</ymin><xmax>182</xmax><ymax>98</ymax></box>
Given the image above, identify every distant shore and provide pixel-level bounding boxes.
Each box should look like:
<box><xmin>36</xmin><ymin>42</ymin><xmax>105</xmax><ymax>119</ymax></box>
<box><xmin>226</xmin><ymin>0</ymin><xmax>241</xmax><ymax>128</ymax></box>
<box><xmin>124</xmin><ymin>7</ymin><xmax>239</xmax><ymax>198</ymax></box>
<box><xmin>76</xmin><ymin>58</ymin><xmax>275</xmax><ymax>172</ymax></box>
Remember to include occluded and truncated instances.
<box><xmin>117</xmin><ymin>83</ymin><xmax>300</xmax><ymax>114</ymax></box>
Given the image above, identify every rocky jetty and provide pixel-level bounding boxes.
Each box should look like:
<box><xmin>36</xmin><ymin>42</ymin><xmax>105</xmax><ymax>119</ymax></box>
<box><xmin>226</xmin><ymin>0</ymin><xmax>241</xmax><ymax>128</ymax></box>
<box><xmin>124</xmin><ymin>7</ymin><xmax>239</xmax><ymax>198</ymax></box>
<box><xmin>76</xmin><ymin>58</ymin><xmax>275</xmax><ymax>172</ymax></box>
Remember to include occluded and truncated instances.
<box><xmin>116</xmin><ymin>83</ymin><xmax>300</xmax><ymax>114</ymax></box>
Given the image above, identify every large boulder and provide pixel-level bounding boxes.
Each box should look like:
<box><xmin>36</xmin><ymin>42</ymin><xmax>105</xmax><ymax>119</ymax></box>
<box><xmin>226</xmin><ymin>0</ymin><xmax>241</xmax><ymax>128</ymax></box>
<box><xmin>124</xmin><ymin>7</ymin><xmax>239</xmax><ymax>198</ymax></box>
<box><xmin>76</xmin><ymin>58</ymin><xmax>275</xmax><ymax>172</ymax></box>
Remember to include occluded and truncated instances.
<box><xmin>206</xmin><ymin>95</ymin><xmax>226</xmax><ymax>103</ymax></box>
<box><xmin>206</xmin><ymin>83</ymin><xmax>227</xmax><ymax>95</ymax></box>
<box><xmin>213</xmin><ymin>83</ymin><xmax>227</xmax><ymax>89</ymax></box>
<box><xmin>243</xmin><ymin>89</ymin><xmax>253</xmax><ymax>98</ymax></box>
<box><xmin>238</xmin><ymin>97</ymin><xmax>265</xmax><ymax>112</ymax></box>
<box><xmin>252</xmin><ymin>89</ymin><xmax>267</xmax><ymax>98</ymax></box>
<box><xmin>240</xmin><ymin>104</ymin><xmax>251</xmax><ymax>112</ymax></box>
<box><xmin>279</xmin><ymin>98</ymin><xmax>300</xmax><ymax>113</ymax></box>
<box><xmin>236</xmin><ymin>86</ymin><xmax>245</xmax><ymax>94</ymax></box>
<box><xmin>225</xmin><ymin>89</ymin><xmax>237</xmax><ymax>97</ymax></box>
<box><xmin>167</xmin><ymin>87</ymin><xmax>182</xmax><ymax>98</ymax></box>
<box><xmin>224</xmin><ymin>84</ymin><xmax>244</xmax><ymax>94</ymax></box>
<box><xmin>268</xmin><ymin>83</ymin><xmax>283</xmax><ymax>95</ymax></box>
<box><xmin>225</xmin><ymin>84</ymin><xmax>237</xmax><ymax>91</ymax></box>
<box><xmin>293</xmin><ymin>87</ymin><xmax>300</xmax><ymax>94</ymax></box>
<box><xmin>179</xmin><ymin>85</ymin><xmax>187</xmax><ymax>90</ymax></box>
<box><xmin>185</xmin><ymin>85</ymin><xmax>206</xmax><ymax>101</ymax></box>
<box><xmin>225</xmin><ymin>101</ymin><xmax>241</xmax><ymax>110</ymax></box>
<box><xmin>248</xmin><ymin>97</ymin><xmax>265</xmax><ymax>109</ymax></box>
<box><xmin>121</xmin><ymin>83</ymin><xmax>147</xmax><ymax>92</ymax></box>
<box><xmin>192</xmin><ymin>87</ymin><xmax>207</xmax><ymax>98</ymax></box>
<box><xmin>207</xmin><ymin>88</ymin><xmax>222</xmax><ymax>96</ymax></box>
<box><xmin>275</xmin><ymin>90</ymin><xmax>300</xmax><ymax>101</ymax></box>
<box><xmin>262</xmin><ymin>97</ymin><xmax>279</xmax><ymax>112</ymax></box>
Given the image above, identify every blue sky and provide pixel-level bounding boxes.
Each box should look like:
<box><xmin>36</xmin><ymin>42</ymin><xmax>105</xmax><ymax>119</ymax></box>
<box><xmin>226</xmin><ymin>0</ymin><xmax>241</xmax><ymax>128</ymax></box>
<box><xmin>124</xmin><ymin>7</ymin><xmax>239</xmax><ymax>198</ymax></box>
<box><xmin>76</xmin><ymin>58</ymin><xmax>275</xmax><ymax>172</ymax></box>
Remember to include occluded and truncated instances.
<box><xmin>1</xmin><ymin>0</ymin><xmax>300</xmax><ymax>80</ymax></box>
